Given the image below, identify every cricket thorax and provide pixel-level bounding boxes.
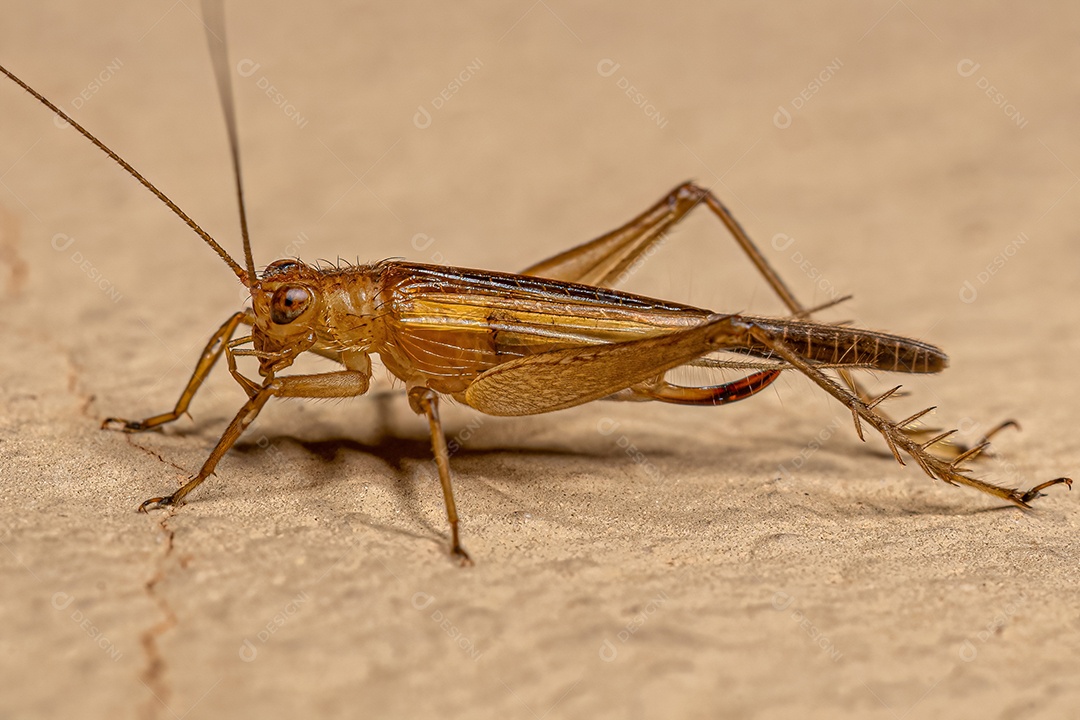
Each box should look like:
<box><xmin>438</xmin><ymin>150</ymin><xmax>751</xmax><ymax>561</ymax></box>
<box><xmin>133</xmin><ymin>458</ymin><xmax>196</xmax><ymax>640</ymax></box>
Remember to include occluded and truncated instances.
<box><xmin>315</xmin><ymin>263</ymin><xmax>386</xmax><ymax>353</ymax></box>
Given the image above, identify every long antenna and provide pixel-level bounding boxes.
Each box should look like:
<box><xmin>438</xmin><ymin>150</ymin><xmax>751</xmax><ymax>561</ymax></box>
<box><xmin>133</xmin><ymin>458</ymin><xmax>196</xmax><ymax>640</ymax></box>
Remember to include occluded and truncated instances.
<box><xmin>0</xmin><ymin>62</ymin><xmax>249</xmax><ymax>285</ymax></box>
<box><xmin>201</xmin><ymin>0</ymin><xmax>257</xmax><ymax>286</ymax></box>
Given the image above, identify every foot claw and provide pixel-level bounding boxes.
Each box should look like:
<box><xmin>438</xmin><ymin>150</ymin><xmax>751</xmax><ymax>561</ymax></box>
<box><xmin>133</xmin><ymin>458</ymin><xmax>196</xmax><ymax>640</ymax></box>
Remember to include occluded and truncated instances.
<box><xmin>452</xmin><ymin>546</ymin><xmax>474</xmax><ymax>567</ymax></box>
<box><xmin>102</xmin><ymin>417</ymin><xmax>143</xmax><ymax>432</ymax></box>
<box><xmin>1019</xmin><ymin>477</ymin><xmax>1072</xmax><ymax>504</ymax></box>
<box><xmin>137</xmin><ymin>494</ymin><xmax>177</xmax><ymax>512</ymax></box>
<box><xmin>982</xmin><ymin>419</ymin><xmax>1021</xmax><ymax>443</ymax></box>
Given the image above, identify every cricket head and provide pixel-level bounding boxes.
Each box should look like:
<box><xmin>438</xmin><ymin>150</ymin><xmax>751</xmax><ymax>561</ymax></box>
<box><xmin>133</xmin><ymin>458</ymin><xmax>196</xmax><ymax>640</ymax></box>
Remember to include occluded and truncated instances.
<box><xmin>249</xmin><ymin>259</ymin><xmax>323</xmax><ymax>376</ymax></box>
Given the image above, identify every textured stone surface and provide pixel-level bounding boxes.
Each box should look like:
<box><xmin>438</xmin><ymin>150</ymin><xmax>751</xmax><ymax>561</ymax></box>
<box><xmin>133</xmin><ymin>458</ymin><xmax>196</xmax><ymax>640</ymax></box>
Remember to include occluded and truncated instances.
<box><xmin>1</xmin><ymin>2</ymin><xmax>1077</xmax><ymax>718</ymax></box>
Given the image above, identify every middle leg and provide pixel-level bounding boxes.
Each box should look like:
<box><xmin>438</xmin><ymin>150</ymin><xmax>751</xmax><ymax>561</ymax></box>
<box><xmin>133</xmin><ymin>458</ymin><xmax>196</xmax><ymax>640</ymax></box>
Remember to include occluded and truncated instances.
<box><xmin>408</xmin><ymin>386</ymin><xmax>472</xmax><ymax>565</ymax></box>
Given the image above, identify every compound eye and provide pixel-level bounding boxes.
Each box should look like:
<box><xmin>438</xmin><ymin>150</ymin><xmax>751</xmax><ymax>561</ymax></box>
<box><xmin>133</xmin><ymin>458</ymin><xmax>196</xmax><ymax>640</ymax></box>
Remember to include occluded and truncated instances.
<box><xmin>270</xmin><ymin>285</ymin><xmax>312</xmax><ymax>324</ymax></box>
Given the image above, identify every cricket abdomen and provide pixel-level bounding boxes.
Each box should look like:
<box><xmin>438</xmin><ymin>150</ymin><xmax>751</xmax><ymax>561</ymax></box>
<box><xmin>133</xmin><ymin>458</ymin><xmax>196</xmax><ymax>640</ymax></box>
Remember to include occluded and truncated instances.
<box><xmin>744</xmin><ymin>316</ymin><xmax>948</xmax><ymax>374</ymax></box>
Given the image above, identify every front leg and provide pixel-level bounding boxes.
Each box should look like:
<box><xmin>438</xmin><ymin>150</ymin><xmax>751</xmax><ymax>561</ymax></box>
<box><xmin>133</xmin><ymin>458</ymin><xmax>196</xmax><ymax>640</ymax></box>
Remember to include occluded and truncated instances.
<box><xmin>103</xmin><ymin>311</ymin><xmax>250</xmax><ymax>432</ymax></box>
<box><xmin>139</xmin><ymin>368</ymin><xmax>370</xmax><ymax>509</ymax></box>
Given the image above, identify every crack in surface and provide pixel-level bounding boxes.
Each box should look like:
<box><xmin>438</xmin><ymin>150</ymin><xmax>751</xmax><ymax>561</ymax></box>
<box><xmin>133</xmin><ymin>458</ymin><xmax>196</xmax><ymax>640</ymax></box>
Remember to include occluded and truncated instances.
<box><xmin>0</xmin><ymin>202</ymin><xmax>28</xmax><ymax>299</ymax></box>
<box><xmin>124</xmin><ymin>435</ymin><xmax>190</xmax><ymax>475</ymax></box>
<box><xmin>64</xmin><ymin>347</ymin><xmax>97</xmax><ymax>419</ymax></box>
<box><xmin>139</xmin><ymin>516</ymin><xmax>177</xmax><ymax>720</ymax></box>
<box><xmin>11</xmin><ymin>327</ymin><xmax>98</xmax><ymax>417</ymax></box>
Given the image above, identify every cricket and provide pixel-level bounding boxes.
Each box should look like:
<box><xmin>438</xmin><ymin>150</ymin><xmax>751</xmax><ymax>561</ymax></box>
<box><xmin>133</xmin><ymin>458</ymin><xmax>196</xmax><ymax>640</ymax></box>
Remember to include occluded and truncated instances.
<box><xmin>1</xmin><ymin>3</ymin><xmax>1069</xmax><ymax>563</ymax></box>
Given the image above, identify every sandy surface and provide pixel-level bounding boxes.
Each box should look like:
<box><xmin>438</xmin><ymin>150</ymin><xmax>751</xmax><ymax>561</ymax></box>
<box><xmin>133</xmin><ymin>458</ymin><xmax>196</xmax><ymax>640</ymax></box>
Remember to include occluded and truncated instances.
<box><xmin>2</xmin><ymin>2</ymin><xmax>1079</xmax><ymax>718</ymax></box>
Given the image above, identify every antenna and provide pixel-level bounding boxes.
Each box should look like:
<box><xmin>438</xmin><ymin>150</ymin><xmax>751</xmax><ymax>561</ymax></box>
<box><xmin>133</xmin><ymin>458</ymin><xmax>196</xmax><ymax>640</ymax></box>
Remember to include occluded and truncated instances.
<box><xmin>0</xmin><ymin>63</ymin><xmax>249</xmax><ymax>285</ymax></box>
<box><xmin>201</xmin><ymin>0</ymin><xmax>258</xmax><ymax>286</ymax></box>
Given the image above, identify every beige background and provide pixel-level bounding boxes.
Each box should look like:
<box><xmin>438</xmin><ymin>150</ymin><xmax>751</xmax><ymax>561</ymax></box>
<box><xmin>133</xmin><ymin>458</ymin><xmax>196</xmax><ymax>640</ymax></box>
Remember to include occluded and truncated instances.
<box><xmin>2</xmin><ymin>2</ymin><xmax>1078</xmax><ymax>718</ymax></box>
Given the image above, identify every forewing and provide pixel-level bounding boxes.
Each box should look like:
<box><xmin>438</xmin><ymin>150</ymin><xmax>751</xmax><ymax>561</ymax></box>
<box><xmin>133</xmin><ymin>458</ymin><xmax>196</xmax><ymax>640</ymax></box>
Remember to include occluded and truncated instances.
<box><xmin>464</xmin><ymin>315</ymin><xmax>739</xmax><ymax>416</ymax></box>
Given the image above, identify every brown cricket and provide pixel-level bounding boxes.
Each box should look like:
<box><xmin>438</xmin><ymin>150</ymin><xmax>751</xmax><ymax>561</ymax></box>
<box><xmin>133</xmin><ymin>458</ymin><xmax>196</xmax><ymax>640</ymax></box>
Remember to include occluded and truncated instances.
<box><xmin>1</xmin><ymin>4</ymin><xmax>1069</xmax><ymax>563</ymax></box>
